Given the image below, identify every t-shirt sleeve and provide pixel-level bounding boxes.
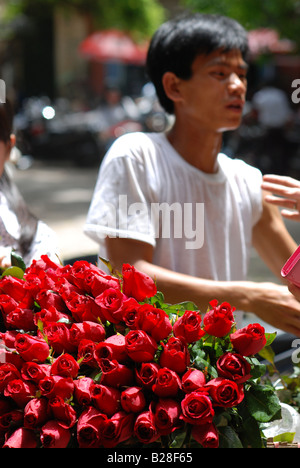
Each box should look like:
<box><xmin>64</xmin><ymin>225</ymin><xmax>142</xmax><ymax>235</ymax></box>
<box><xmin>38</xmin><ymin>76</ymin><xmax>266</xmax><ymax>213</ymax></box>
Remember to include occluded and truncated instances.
<box><xmin>84</xmin><ymin>135</ymin><xmax>158</xmax><ymax>248</ymax></box>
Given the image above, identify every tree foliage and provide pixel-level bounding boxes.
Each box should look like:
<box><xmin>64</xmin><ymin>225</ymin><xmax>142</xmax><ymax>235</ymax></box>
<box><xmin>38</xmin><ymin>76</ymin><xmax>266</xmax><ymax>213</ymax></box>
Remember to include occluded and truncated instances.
<box><xmin>181</xmin><ymin>0</ymin><xmax>300</xmax><ymax>47</ymax></box>
<box><xmin>3</xmin><ymin>0</ymin><xmax>166</xmax><ymax>38</ymax></box>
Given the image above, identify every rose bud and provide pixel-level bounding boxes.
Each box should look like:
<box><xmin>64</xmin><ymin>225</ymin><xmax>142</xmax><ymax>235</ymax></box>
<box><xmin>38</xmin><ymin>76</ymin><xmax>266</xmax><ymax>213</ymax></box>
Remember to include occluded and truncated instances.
<box><xmin>205</xmin><ymin>377</ymin><xmax>244</xmax><ymax>408</ymax></box>
<box><xmin>24</xmin><ymin>397</ymin><xmax>50</xmax><ymax>428</ymax></box>
<box><xmin>160</xmin><ymin>336</ymin><xmax>190</xmax><ymax>374</ymax></box>
<box><xmin>173</xmin><ymin>310</ymin><xmax>205</xmax><ymax>343</ymax></box>
<box><xmin>21</xmin><ymin>362</ymin><xmax>50</xmax><ymax>384</ymax></box>
<box><xmin>0</xmin><ymin>363</ymin><xmax>21</xmax><ymax>392</ymax></box>
<box><xmin>74</xmin><ymin>377</ymin><xmax>94</xmax><ymax>406</ymax></box>
<box><xmin>40</xmin><ymin>420</ymin><xmax>71</xmax><ymax>448</ymax></box>
<box><xmin>77</xmin><ymin>406</ymin><xmax>107</xmax><ymax>449</ymax></box>
<box><xmin>94</xmin><ymin>334</ymin><xmax>127</xmax><ymax>364</ymax></box>
<box><xmin>134</xmin><ymin>411</ymin><xmax>160</xmax><ymax>444</ymax></box>
<box><xmin>95</xmin><ymin>288</ymin><xmax>126</xmax><ymax>324</ymax></box>
<box><xmin>78</xmin><ymin>340</ymin><xmax>98</xmax><ymax>368</ymax></box>
<box><xmin>230</xmin><ymin>323</ymin><xmax>267</xmax><ymax>357</ymax></box>
<box><xmin>125</xmin><ymin>330</ymin><xmax>157</xmax><ymax>363</ymax></box>
<box><xmin>217</xmin><ymin>352</ymin><xmax>252</xmax><ymax>384</ymax></box>
<box><xmin>181</xmin><ymin>391</ymin><xmax>214</xmax><ymax>426</ymax></box>
<box><xmin>3</xmin><ymin>427</ymin><xmax>37</xmax><ymax>448</ymax></box>
<box><xmin>101</xmin><ymin>411</ymin><xmax>135</xmax><ymax>449</ymax></box>
<box><xmin>152</xmin><ymin>398</ymin><xmax>181</xmax><ymax>436</ymax></box>
<box><xmin>39</xmin><ymin>375</ymin><xmax>74</xmax><ymax>400</ymax></box>
<box><xmin>0</xmin><ymin>409</ymin><xmax>23</xmax><ymax>433</ymax></box>
<box><xmin>48</xmin><ymin>396</ymin><xmax>77</xmax><ymax>429</ymax></box>
<box><xmin>50</xmin><ymin>354</ymin><xmax>79</xmax><ymax>379</ymax></box>
<box><xmin>192</xmin><ymin>422</ymin><xmax>219</xmax><ymax>448</ymax></box>
<box><xmin>135</xmin><ymin>362</ymin><xmax>160</xmax><ymax>390</ymax></box>
<box><xmin>70</xmin><ymin>321</ymin><xmax>105</xmax><ymax>346</ymax></box>
<box><xmin>121</xmin><ymin>387</ymin><xmax>146</xmax><ymax>413</ymax></box>
<box><xmin>136</xmin><ymin>304</ymin><xmax>172</xmax><ymax>342</ymax></box>
<box><xmin>6</xmin><ymin>307</ymin><xmax>35</xmax><ymax>332</ymax></box>
<box><xmin>42</xmin><ymin>322</ymin><xmax>76</xmax><ymax>355</ymax></box>
<box><xmin>99</xmin><ymin>358</ymin><xmax>134</xmax><ymax>388</ymax></box>
<box><xmin>203</xmin><ymin>300</ymin><xmax>235</xmax><ymax>337</ymax></box>
<box><xmin>14</xmin><ymin>333</ymin><xmax>49</xmax><ymax>363</ymax></box>
<box><xmin>152</xmin><ymin>368</ymin><xmax>181</xmax><ymax>397</ymax></box>
<box><xmin>91</xmin><ymin>384</ymin><xmax>121</xmax><ymax>416</ymax></box>
<box><xmin>122</xmin><ymin>263</ymin><xmax>157</xmax><ymax>302</ymax></box>
<box><xmin>4</xmin><ymin>379</ymin><xmax>37</xmax><ymax>408</ymax></box>
<box><xmin>182</xmin><ymin>368</ymin><xmax>206</xmax><ymax>393</ymax></box>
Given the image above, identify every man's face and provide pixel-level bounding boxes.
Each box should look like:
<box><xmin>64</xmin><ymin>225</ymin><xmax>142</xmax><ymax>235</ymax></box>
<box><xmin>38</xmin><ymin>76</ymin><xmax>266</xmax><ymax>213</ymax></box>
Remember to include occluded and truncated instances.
<box><xmin>176</xmin><ymin>48</ymin><xmax>248</xmax><ymax>132</ymax></box>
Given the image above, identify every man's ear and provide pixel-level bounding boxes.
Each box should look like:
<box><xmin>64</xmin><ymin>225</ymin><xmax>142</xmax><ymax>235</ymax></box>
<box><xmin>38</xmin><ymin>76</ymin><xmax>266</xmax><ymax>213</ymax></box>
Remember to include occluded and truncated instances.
<box><xmin>162</xmin><ymin>72</ymin><xmax>184</xmax><ymax>105</ymax></box>
<box><xmin>10</xmin><ymin>134</ymin><xmax>16</xmax><ymax>148</ymax></box>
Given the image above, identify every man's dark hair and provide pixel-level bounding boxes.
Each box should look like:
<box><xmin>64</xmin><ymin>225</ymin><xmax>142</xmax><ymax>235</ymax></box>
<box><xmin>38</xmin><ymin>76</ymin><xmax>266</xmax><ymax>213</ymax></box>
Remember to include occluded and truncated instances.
<box><xmin>0</xmin><ymin>101</ymin><xmax>13</xmax><ymax>143</ymax></box>
<box><xmin>146</xmin><ymin>13</ymin><xmax>249</xmax><ymax>114</ymax></box>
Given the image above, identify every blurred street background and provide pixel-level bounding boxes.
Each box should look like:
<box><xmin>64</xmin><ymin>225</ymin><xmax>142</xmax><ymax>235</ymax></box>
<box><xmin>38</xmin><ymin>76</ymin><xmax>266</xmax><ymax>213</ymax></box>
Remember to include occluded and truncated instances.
<box><xmin>1</xmin><ymin>0</ymin><xmax>300</xmax><ymax>273</ymax></box>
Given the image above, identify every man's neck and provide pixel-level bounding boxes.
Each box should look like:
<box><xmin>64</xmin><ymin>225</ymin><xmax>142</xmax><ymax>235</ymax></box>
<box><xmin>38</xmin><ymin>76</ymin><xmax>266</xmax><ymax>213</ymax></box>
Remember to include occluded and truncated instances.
<box><xmin>166</xmin><ymin>122</ymin><xmax>223</xmax><ymax>173</ymax></box>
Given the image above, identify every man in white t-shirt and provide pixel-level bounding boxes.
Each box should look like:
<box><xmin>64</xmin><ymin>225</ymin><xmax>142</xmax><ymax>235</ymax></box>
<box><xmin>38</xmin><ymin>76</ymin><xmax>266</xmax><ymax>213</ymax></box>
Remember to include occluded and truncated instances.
<box><xmin>85</xmin><ymin>13</ymin><xmax>300</xmax><ymax>337</ymax></box>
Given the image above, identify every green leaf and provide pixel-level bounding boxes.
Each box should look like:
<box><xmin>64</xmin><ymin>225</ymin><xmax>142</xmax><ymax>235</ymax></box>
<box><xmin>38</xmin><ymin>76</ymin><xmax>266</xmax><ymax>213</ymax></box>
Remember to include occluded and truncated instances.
<box><xmin>10</xmin><ymin>251</ymin><xmax>26</xmax><ymax>272</ymax></box>
<box><xmin>273</xmin><ymin>432</ymin><xmax>295</xmax><ymax>444</ymax></box>
<box><xmin>258</xmin><ymin>345</ymin><xmax>276</xmax><ymax>366</ymax></box>
<box><xmin>245</xmin><ymin>383</ymin><xmax>282</xmax><ymax>423</ymax></box>
<box><xmin>1</xmin><ymin>266</ymin><xmax>24</xmax><ymax>279</ymax></box>
<box><xmin>265</xmin><ymin>332</ymin><xmax>277</xmax><ymax>347</ymax></box>
<box><xmin>218</xmin><ymin>426</ymin><xmax>243</xmax><ymax>448</ymax></box>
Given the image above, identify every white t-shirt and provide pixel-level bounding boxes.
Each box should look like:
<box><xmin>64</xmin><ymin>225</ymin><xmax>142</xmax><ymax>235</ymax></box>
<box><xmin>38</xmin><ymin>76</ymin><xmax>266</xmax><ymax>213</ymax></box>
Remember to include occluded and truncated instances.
<box><xmin>85</xmin><ymin>132</ymin><xmax>263</xmax><ymax>283</ymax></box>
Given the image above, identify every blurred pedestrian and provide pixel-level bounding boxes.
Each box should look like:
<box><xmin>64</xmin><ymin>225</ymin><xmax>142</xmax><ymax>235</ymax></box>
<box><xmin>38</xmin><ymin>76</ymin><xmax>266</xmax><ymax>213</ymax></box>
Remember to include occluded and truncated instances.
<box><xmin>252</xmin><ymin>81</ymin><xmax>293</xmax><ymax>174</ymax></box>
<box><xmin>0</xmin><ymin>101</ymin><xmax>59</xmax><ymax>269</ymax></box>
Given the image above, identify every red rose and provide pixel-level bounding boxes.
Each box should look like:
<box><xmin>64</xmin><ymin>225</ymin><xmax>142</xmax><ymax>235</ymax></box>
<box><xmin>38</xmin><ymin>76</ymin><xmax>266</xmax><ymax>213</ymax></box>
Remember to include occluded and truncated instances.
<box><xmin>152</xmin><ymin>399</ymin><xmax>181</xmax><ymax>436</ymax></box>
<box><xmin>69</xmin><ymin>321</ymin><xmax>105</xmax><ymax>346</ymax></box>
<box><xmin>203</xmin><ymin>300</ymin><xmax>235</xmax><ymax>337</ymax></box>
<box><xmin>192</xmin><ymin>422</ymin><xmax>219</xmax><ymax>448</ymax></box>
<box><xmin>42</xmin><ymin>322</ymin><xmax>76</xmax><ymax>355</ymax></box>
<box><xmin>95</xmin><ymin>288</ymin><xmax>126</xmax><ymax>324</ymax></box>
<box><xmin>152</xmin><ymin>368</ymin><xmax>181</xmax><ymax>397</ymax></box>
<box><xmin>121</xmin><ymin>386</ymin><xmax>146</xmax><ymax>413</ymax></box>
<box><xmin>125</xmin><ymin>330</ymin><xmax>157</xmax><ymax>363</ymax></box>
<box><xmin>36</xmin><ymin>289</ymin><xmax>67</xmax><ymax>313</ymax></box>
<box><xmin>39</xmin><ymin>375</ymin><xmax>74</xmax><ymax>400</ymax></box>
<box><xmin>0</xmin><ymin>409</ymin><xmax>23</xmax><ymax>433</ymax></box>
<box><xmin>74</xmin><ymin>377</ymin><xmax>94</xmax><ymax>406</ymax></box>
<box><xmin>160</xmin><ymin>336</ymin><xmax>190</xmax><ymax>374</ymax></box>
<box><xmin>181</xmin><ymin>391</ymin><xmax>214</xmax><ymax>426</ymax></box>
<box><xmin>0</xmin><ymin>363</ymin><xmax>21</xmax><ymax>392</ymax></box>
<box><xmin>100</xmin><ymin>411</ymin><xmax>134</xmax><ymax>448</ymax></box>
<box><xmin>3</xmin><ymin>427</ymin><xmax>37</xmax><ymax>448</ymax></box>
<box><xmin>230</xmin><ymin>323</ymin><xmax>267</xmax><ymax>357</ymax></box>
<box><xmin>99</xmin><ymin>358</ymin><xmax>134</xmax><ymax>388</ymax></box>
<box><xmin>217</xmin><ymin>353</ymin><xmax>252</xmax><ymax>384</ymax></box>
<box><xmin>77</xmin><ymin>339</ymin><xmax>98</xmax><ymax>368</ymax></box>
<box><xmin>63</xmin><ymin>291</ymin><xmax>105</xmax><ymax>323</ymax></box>
<box><xmin>0</xmin><ymin>276</ymin><xmax>31</xmax><ymax>305</ymax></box>
<box><xmin>91</xmin><ymin>384</ymin><xmax>121</xmax><ymax>416</ymax></box>
<box><xmin>34</xmin><ymin>306</ymin><xmax>70</xmax><ymax>328</ymax></box>
<box><xmin>86</xmin><ymin>271</ymin><xmax>120</xmax><ymax>298</ymax></box>
<box><xmin>122</xmin><ymin>297</ymin><xmax>142</xmax><ymax>329</ymax></box>
<box><xmin>205</xmin><ymin>377</ymin><xmax>244</xmax><ymax>408</ymax></box>
<box><xmin>94</xmin><ymin>334</ymin><xmax>127</xmax><ymax>364</ymax></box>
<box><xmin>24</xmin><ymin>397</ymin><xmax>50</xmax><ymax>428</ymax></box>
<box><xmin>48</xmin><ymin>395</ymin><xmax>77</xmax><ymax>429</ymax></box>
<box><xmin>135</xmin><ymin>362</ymin><xmax>160</xmax><ymax>390</ymax></box>
<box><xmin>134</xmin><ymin>411</ymin><xmax>160</xmax><ymax>444</ymax></box>
<box><xmin>173</xmin><ymin>310</ymin><xmax>205</xmax><ymax>343</ymax></box>
<box><xmin>5</xmin><ymin>307</ymin><xmax>35</xmax><ymax>332</ymax></box>
<box><xmin>136</xmin><ymin>304</ymin><xmax>172</xmax><ymax>342</ymax></box>
<box><xmin>50</xmin><ymin>354</ymin><xmax>79</xmax><ymax>379</ymax></box>
<box><xmin>182</xmin><ymin>368</ymin><xmax>206</xmax><ymax>393</ymax></box>
<box><xmin>122</xmin><ymin>264</ymin><xmax>157</xmax><ymax>301</ymax></box>
<box><xmin>21</xmin><ymin>362</ymin><xmax>50</xmax><ymax>383</ymax></box>
<box><xmin>40</xmin><ymin>420</ymin><xmax>71</xmax><ymax>448</ymax></box>
<box><xmin>4</xmin><ymin>379</ymin><xmax>36</xmax><ymax>408</ymax></box>
<box><xmin>77</xmin><ymin>406</ymin><xmax>108</xmax><ymax>448</ymax></box>
<box><xmin>14</xmin><ymin>333</ymin><xmax>49</xmax><ymax>363</ymax></box>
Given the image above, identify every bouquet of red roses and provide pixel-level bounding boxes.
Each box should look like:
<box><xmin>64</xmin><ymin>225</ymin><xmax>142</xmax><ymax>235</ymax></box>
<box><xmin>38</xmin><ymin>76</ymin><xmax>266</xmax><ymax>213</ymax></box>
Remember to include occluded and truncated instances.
<box><xmin>0</xmin><ymin>255</ymin><xmax>281</xmax><ymax>448</ymax></box>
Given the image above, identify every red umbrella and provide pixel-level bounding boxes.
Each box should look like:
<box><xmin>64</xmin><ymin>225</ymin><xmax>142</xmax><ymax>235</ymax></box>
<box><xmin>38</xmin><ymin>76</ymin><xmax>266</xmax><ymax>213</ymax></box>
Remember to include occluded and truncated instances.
<box><xmin>248</xmin><ymin>28</ymin><xmax>295</xmax><ymax>58</ymax></box>
<box><xmin>79</xmin><ymin>29</ymin><xmax>149</xmax><ymax>65</ymax></box>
